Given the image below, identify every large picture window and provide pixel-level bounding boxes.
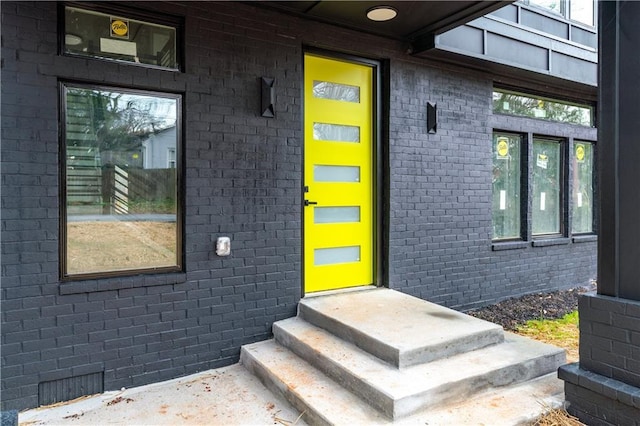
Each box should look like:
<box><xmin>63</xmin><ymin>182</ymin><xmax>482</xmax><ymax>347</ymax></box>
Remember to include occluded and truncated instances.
<box><xmin>61</xmin><ymin>83</ymin><xmax>182</xmax><ymax>278</ymax></box>
<box><xmin>492</xmin><ymin>133</ymin><xmax>522</xmax><ymax>240</ymax></box>
<box><xmin>532</xmin><ymin>139</ymin><xmax>563</xmax><ymax>235</ymax></box>
<box><xmin>572</xmin><ymin>141</ymin><xmax>594</xmax><ymax>234</ymax></box>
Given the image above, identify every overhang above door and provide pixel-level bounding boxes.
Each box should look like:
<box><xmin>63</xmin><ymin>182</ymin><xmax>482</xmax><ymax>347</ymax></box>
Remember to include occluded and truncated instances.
<box><xmin>258</xmin><ymin>1</ymin><xmax>512</xmax><ymax>54</ymax></box>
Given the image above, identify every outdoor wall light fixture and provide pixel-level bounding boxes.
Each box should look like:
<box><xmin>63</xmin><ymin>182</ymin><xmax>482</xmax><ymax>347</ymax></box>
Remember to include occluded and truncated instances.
<box><xmin>427</xmin><ymin>102</ymin><xmax>437</xmax><ymax>134</ymax></box>
<box><xmin>366</xmin><ymin>6</ymin><xmax>398</xmax><ymax>22</ymax></box>
<box><xmin>261</xmin><ymin>77</ymin><xmax>275</xmax><ymax>118</ymax></box>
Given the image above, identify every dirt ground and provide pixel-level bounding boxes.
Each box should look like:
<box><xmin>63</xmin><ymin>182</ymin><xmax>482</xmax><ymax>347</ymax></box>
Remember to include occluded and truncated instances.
<box><xmin>467</xmin><ymin>284</ymin><xmax>593</xmax><ymax>331</ymax></box>
<box><xmin>468</xmin><ymin>283</ymin><xmax>595</xmax><ymax>363</ymax></box>
<box><xmin>67</xmin><ymin>221</ymin><xmax>176</xmax><ymax>275</ymax></box>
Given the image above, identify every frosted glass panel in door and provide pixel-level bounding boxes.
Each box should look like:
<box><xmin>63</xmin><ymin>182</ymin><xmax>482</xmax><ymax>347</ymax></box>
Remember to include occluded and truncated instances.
<box><xmin>314</xmin><ymin>207</ymin><xmax>360</xmax><ymax>224</ymax></box>
<box><xmin>314</xmin><ymin>246</ymin><xmax>361</xmax><ymax>266</ymax></box>
<box><xmin>312</xmin><ymin>81</ymin><xmax>360</xmax><ymax>102</ymax></box>
<box><xmin>313</xmin><ymin>123</ymin><xmax>360</xmax><ymax>142</ymax></box>
<box><xmin>314</xmin><ymin>165</ymin><xmax>360</xmax><ymax>182</ymax></box>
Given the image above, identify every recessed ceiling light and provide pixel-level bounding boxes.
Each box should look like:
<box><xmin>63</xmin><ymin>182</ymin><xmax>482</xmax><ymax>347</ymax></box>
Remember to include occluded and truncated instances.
<box><xmin>366</xmin><ymin>6</ymin><xmax>398</xmax><ymax>22</ymax></box>
<box><xmin>65</xmin><ymin>33</ymin><xmax>83</xmax><ymax>46</ymax></box>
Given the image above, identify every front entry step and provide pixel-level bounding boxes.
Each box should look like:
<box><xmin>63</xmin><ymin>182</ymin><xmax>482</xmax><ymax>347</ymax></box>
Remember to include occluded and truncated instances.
<box><xmin>299</xmin><ymin>288</ymin><xmax>505</xmax><ymax>368</ymax></box>
<box><xmin>271</xmin><ymin>317</ymin><xmax>564</xmax><ymax>419</ymax></box>
<box><xmin>240</xmin><ymin>288</ymin><xmax>566</xmax><ymax>424</ymax></box>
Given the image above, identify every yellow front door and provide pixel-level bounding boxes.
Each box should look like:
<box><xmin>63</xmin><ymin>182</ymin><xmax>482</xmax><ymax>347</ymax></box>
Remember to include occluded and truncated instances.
<box><xmin>304</xmin><ymin>54</ymin><xmax>375</xmax><ymax>293</ymax></box>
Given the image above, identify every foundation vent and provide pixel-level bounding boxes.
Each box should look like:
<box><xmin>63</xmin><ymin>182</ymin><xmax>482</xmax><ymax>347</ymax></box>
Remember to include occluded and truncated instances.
<box><xmin>38</xmin><ymin>372</ymin><xmax>104</xmax><ymax>406</ymax></box>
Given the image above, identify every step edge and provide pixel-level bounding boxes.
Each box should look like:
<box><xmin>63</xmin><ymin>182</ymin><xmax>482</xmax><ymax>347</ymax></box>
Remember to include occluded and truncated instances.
<box><xmin>299</xmin><ymin>300</ymin><xmax>507</xmax><ymax>368</ymax></box>
<box><xmin>274</xmin><ymin>318</ymin><xmax>567</xmax><ymax>419</ymax></box>
<box><xmin>240</xmin><ymin>341</ymin><xmax>390</xmax><ymax>424</ymax></box>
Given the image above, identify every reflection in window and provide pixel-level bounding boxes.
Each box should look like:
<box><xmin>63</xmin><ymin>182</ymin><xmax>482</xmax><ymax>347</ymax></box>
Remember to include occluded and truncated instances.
<box><xmin>64</xmin><ymin>6</ymin><xmax>180</xmax><ymax>69</ymax></box>
<box><xmin>532</xmin><ymin>139</ymin><xmax>562</xmax><ymax>235</ymax></box>
<box><xmin>528</xmin><ymin>0</ymin><xmax>562</xmax><ymax>15</ymax></box>
<box><xmin>492</xmin><ymin>133</ymin><xmax>522</xmax><ymax>240</ymax></box>
<box><xmin>572</xmin><ymin>142</ymin><xmax>594</xmax><ymax>233</ymax></box>
<box><xmin>313</xmin><ymin>123</ymin><xmax>360</xmax><ymax>142</ymax></box>
<box><xmin>62</xmin><ymin>83</ymin><xmax>181</xmax><ymax>276</ymax></box>
<box><xmin>493</xmin><ymin>89</ymin><xmax>593</xmax><ymax>127</ymax></box>
<box><xmin>569</xmin><ymin>0</ymin><xmax>594</xmax><ymax>26</ymax></box>
<box><xmin>312</xmin><ymin>81</ymin><xmax>360</xmax><ymax>103</ymax></box>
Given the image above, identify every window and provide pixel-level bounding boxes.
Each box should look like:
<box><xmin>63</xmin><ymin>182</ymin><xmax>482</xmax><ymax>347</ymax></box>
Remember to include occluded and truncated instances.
<box><xmin>492</xmin><ymin>133</ymin><xmax>523</xmax><ymax>240</ymax></box>
<box><xmin>493</xmin><ymin>89</ymin><xmax>594</xmax><ymax>127</ymax></box>
<box><xmin>528</xmin><ymin>0</ymin><xmax>561</xmax><ymax>15</ymax></box>
<box><xmin>532</xmin><ymin>139</ymin><xmax>563</xmax><ymax>235</ymax></box>
<box><xmin>63</xmin><ymin>5</ymin><xmax>181</xmax><ymax>70</ymax></box>
<box><xmin>61</xmin><ymin>83</ymin><xmax>182</xmax><ymax>278</ymax></box>
<box><xmin>572</xmin><ymin>142</ymin><xmax>594</xmax><ymax>233</ymax></box>
<box><xmin>569</xmin><ymin>1</ymin><xmax>594</xmax><ymax>26</ymax></box>
<box><xmin>525</xmin><ymin>0</ymin><xmax>594</xmax><ymax>26</ymax></box>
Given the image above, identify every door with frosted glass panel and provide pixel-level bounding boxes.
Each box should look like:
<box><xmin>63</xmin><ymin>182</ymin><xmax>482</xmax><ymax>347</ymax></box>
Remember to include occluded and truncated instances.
<box><xmin>303</xmin><ymin>54</ymin><xmax>374</xmax><ymax>293</ymax></box>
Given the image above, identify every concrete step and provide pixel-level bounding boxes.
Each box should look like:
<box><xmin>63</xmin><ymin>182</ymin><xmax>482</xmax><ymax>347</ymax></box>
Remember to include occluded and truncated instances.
<box><xmin>273</xmin><ymin>316</ymin><xmax>565</xmax><ymax>419</ymax></box>
<box><xmin>299</xmin><ymin>288</ymin><xmax>504</xmax><ymax>368</ymax></box>
<box><xmin>241</xmin><ymin>339</ymin><xmax>566</xmax><ymax>425</ymax></box>
<box><xmin>240</xmin><ymin>340</ymin><xmax>389</xmax><ymax>426</ymax></box>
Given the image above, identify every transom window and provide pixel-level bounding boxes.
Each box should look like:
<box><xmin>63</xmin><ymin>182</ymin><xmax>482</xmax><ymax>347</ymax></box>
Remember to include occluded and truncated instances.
<box><xmin>493</xmin><ymin>89</ymin><xmax>594</xmax><ymax>127</ymax></box>
<box><xmin>61</xmin><ymin>83</ymin><xmax>182</xmax><ymax>278</ymax></box>
<box><xmin>63</xmin><ymin>5</ymin><xmax>181</xmax><ymax>70</ymax></box>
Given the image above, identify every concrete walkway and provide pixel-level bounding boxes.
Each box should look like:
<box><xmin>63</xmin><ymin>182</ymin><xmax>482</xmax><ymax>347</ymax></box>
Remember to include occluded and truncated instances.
<box><xmin>19</xmin><ymin>364</ymin><xmax>307</xmax><ymax>426</ymax></box>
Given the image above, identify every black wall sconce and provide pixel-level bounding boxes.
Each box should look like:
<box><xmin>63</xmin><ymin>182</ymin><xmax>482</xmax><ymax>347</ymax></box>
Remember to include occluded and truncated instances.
<box><xmin>261</xmin><ymin>77</ymin><xmax>275</xmax><ymax>118</ymax></box>
<box><xmin>427</xmin><ymin>102</ymin><xmax>437</xmax><ymax>134</ymax></box>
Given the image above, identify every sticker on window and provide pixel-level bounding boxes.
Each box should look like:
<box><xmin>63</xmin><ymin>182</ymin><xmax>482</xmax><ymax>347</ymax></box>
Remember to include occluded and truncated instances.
<box><xmin>537</xmin><ymin>153</ymin><xmax>548</xmax><ymax>169</ymax></box>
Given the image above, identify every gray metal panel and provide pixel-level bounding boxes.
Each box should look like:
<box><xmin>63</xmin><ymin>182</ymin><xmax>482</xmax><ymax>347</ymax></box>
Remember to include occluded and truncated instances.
<box><xmin>486</xmin><ymin>33</ymin><xmax>549</xmax><ymax>71</ymax></box>
<box><xmin>437</xmin><ymin>25</ymin><xmax>484</xmax><ymax>55</ymax></box>
<box><xmin>571</xmin><ymin>26</ymin><xmax>597</xmax><ymax>49</ymax></box>
<box><xmin>521</xmin><ymin>8</ymin><xmax>569</xmax><ymax>39</ymax></box>
<box><xmin>427</xmin><ymin>15</ymin><xmax>597</xmax><ymax>87</ymax></box>
<box><xmin>551</xmin><ymin>52</ymin><xmax>597</xmax><ymax>84</ymax></box>
<box><xmin>489</xmin><ymin>3</ymin><xmax>518</xmax><ymax>23</ymax></box>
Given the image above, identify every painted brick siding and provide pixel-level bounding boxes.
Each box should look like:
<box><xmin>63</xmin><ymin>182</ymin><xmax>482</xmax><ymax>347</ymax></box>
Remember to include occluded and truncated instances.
<box><xmin>387</xmin><ymin>64</ymin><xmax>598</xmax><ymax>309</ymax></box>
<box><xmin>579</xmin><ymin>294</ymin><xmax>640</xmax><ymax>387</ymax></box>
<box><xmin>1</xmin><ymin>1</ymin><xmax>597</xmax><ymax>410</ymax></box>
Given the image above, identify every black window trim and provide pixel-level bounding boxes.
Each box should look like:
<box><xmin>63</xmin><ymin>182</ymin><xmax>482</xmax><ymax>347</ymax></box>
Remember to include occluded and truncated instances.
<box><xmin>491</xmin><ymin>130</ymin><xmax>528</xmax><ymax>244</ymax></box>
<box><xmin>59</xmin><ymin>80</ymin><xmax>185</xmax><ymax>282</ymax></box>
<box><xmin>570</xmin><ymin>138</ymin><xmax>598</xmax><ymax>236</ymax></box>
<box><xmin>59</xmin><ymin>1</ymin><xmax>185</xmax><ymax>72</ymax></box>
<box><xmin>531</xmin><ymin>136</ymin><xmax>566</xmax><ymax>239</ymax></box>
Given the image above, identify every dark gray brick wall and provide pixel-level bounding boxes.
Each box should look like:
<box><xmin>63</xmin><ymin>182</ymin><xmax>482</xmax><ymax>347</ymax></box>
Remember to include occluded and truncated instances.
<box><xmin>560</xmin><ymin>363</ymin><xmax>640</xmax><ymax>426</ymax></box>
<box><xmin>387</xmin><ymin>62</ymin><xmax>597</xmax><ymax>309</ymax></box>
<box><xmin>578</xmin><ymin>294</ymin><xmax>640</xmax><ymax>387</ymax></box>
<box><xmin>1</xmin><ymin>1</ymin><xmax>597</xmax><ymax>410</ymax></box>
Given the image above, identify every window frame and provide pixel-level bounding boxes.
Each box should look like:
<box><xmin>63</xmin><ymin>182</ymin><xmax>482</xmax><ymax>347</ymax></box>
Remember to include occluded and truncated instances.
<box><xmin>491</xmin><ymin>131</ymin><xmax>527</xmax><ymax>242</ymax></box>
<box><xmin>493</xmin><ymin>88</ymin><xmax>595</xmax><ymax>127</ymax></box>
<box><xmin>58</xmin><ymin>2</ymin><xmax>185</xmax><ymax>72</ymax></box>
<box><xmin>522</xmin><ymin>0</ymin><xmax>596</xmax><ymax>28</ymax></box>
<box><xmin>571</xmin><ymin>140</ymin><xmax>596</xmax><ymax>235</ymax></box>
<box><xmin>531</xmin><ymin>137</ymin><xmax>566</xmax><ymax>238</ymax></box>
<box><xmin>59</xmin><ymin>80</ymin><xmax>185</xmax><ymax>281</ymax></box>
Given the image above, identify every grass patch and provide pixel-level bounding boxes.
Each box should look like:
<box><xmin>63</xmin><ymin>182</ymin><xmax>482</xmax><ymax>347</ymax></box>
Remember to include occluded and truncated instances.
<box><xmin>515</xmin><ymin>310</ymin><xmax>580</xmax><ymax>362</ymax></box>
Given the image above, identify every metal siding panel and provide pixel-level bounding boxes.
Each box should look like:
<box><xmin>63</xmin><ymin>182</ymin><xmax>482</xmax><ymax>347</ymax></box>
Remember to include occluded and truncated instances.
<box><xmin>438</xmin><ymin>25</ymin><xmax>484</xmax><ymax>55</ymax></box>
<box><xmin>521</xmin><ymin>9</ymin><xmax>569</xmax><ymax>39</ymax></box>
<box><xmin>486</xmin><ymin>33</ymin><xmax>549</xmax><ymax>70</ymax></box>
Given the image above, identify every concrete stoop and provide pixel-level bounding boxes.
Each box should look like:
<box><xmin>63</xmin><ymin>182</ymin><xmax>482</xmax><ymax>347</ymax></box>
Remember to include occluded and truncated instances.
<box><xmin>240</xmin><ymin>288</ymin><xmax>566</xmax><ymax>425</ymax></box>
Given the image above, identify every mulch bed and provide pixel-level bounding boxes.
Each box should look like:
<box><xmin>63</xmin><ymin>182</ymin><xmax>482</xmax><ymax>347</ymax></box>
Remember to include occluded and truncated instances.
<box><xmin>467</xmin><ymin>283</ymin><xmax>596</xmax><ymax>330</ymax></box>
